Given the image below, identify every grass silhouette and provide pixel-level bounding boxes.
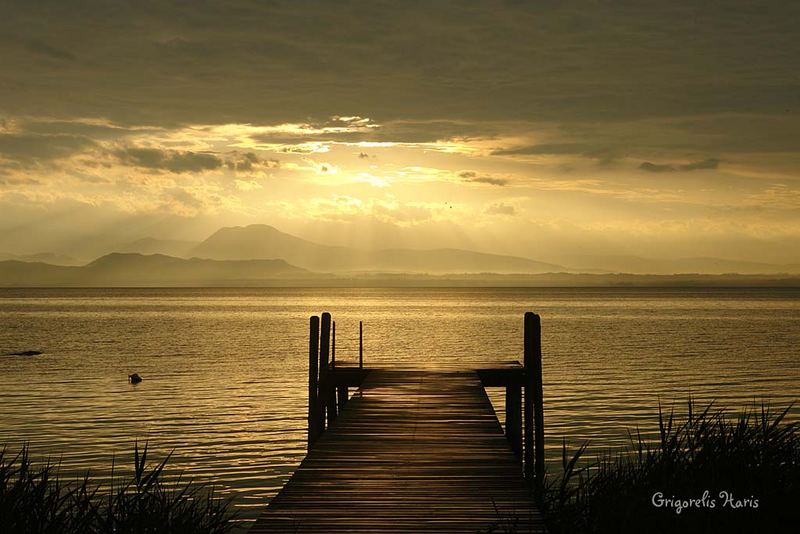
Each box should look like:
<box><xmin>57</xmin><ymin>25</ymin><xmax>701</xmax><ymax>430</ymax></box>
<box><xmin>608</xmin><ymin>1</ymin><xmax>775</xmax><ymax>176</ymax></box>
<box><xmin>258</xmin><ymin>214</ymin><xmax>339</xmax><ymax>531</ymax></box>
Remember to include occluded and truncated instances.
<box><xmin>0</xmin><ymin>442</ymin><xmax>235</xmax><ymax>533</ymax></box>
<box><xmin>540</xmin><ymin>401</ymin><xmax>799</xmax><ymax>533</ymax></box>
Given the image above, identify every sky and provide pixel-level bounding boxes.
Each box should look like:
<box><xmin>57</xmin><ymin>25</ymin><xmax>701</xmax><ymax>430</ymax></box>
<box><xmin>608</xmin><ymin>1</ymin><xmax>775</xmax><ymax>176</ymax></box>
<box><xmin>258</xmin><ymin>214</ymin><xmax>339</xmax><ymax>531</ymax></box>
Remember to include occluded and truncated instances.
<box><xmin>0</xmin><ymin>0</ymin><xmax>799</xmax><ymax>264</ymax></box>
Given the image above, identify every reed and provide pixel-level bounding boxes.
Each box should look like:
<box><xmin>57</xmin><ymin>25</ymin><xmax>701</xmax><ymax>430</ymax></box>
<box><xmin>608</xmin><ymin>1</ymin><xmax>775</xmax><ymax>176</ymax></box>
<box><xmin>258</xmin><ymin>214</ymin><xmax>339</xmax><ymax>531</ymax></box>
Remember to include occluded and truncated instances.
<box><xmin>0</xmin><ymin>442</ymin><xmax>235</xmax><ymax>534</ymax></box>
<box><xmin>541</xmin><ymin>401</ymin><xmax>799</xmax><ymax>534</ymax></box>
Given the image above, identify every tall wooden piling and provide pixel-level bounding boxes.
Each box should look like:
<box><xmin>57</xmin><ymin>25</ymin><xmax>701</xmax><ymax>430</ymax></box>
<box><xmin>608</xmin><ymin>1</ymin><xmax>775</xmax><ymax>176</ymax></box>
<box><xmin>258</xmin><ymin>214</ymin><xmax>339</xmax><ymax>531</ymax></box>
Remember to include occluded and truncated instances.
<box><xmin>332</xmin><ymin>320</ymin><xmax>349</xmax><ymax>409</ymax></box>
<box><xmin>359</xmin><ymin>321</ymin><xmax>363</xmax><ymax>369</ymax></box>
<box><xmin>523</xmin><ymin>312</ymin><xmax>545</xmax><ymax>486</ymax></box>
<box><xmin>318</xmin><ymin>313</ymin><xmax>333</xmax><ymax>426</ymax></box>
<box><xmin>531</xmin><ymin>314</ymin><xmax>545</xmax><ymax>485</ymax></box>
<box><xmin>320</xmin><ymin>312</ymin><xmax>337</xmax><ymax>424</ymax></box>
<box><xmin>523</xmin><ymin>313</ymin><xmax>533</xmax><ymax>481</ymax></box>
<box><xmin>307</xmin><ymin>315</ymin><xmax>321</xmax><ymax>446</ymax></box>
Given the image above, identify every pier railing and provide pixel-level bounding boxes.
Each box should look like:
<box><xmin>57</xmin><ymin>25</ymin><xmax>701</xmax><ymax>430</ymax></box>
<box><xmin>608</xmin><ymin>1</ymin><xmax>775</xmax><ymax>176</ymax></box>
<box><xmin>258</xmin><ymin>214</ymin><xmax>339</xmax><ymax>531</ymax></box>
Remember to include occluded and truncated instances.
<box><xmin>305</xmin><ymin>311</ymin><xmax>545</xmax><ymax>487</ymax></box>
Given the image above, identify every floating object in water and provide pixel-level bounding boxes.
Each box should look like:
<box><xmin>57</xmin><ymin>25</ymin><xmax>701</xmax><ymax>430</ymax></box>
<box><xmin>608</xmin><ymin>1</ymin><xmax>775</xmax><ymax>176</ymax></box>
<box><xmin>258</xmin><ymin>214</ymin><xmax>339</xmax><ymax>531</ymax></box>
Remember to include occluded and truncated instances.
<box><xmin>5</xmin><ymin>350</ymin><xmax>43</xmax><ymax>356</ymax></box>
<box><xmin>128</xmin><ymin>373</ymin><xmax>143</xmax><ymax>384</ymax></box>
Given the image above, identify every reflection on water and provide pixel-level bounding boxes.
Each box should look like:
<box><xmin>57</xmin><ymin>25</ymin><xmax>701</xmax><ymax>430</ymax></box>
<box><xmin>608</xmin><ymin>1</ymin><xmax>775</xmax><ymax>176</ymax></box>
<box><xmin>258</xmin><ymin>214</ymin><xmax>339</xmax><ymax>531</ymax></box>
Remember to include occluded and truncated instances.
<box><xmin>1</xmin><ymin>287</ymin><xmax>798</xmax><ymax>524</ymax></box>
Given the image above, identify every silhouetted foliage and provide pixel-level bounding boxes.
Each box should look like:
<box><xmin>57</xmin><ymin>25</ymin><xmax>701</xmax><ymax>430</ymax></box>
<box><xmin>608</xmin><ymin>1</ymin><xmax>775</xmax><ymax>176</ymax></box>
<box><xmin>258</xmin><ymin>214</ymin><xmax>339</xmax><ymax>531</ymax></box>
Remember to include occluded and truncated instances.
<box><xmin>541</xmin><ymin>402</ymin><xmax>799</xmax><ymax>534</ymax></box>
<box><xmin>0</xmin><ymin>442</ymin><xmax>235</xmax><ymax>533</ymax></box>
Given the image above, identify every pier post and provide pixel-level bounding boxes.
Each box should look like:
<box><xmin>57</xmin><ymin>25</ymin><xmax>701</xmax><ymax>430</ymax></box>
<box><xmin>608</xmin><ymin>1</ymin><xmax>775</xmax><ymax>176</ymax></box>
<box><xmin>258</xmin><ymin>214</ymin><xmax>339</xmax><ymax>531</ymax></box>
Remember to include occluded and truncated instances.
<box><xmin>319</xmin><ymin>313</ymin><xmax>333</xmax><ymax>427</ymax></box>
<box><xmin>506</xmin><ymin>384</ymin><xmax>522</xmax><ymax>457</ymax></box>
<box><xmin>308</xmin><ymin>315</ymin><xmax>321</xmax><ymax>446</ymax></box>
<box><xmin>333</xmin><ymin>320</ymin><xmax>349</xmax><ymax>409</ymax></box>
<box><xmin>359</xmin><ymin>321</ymin><xmax>363</xmax><ymax>369</ymax></box>
<box><xmin>524</xmin><ymin>312</ymin><xmax>545</xmax><ymax>487</ymax></box>
<box><xmin>320</xmin><ymin>312</ymin><xmax>337</xmax><ymax>424</ymax></box>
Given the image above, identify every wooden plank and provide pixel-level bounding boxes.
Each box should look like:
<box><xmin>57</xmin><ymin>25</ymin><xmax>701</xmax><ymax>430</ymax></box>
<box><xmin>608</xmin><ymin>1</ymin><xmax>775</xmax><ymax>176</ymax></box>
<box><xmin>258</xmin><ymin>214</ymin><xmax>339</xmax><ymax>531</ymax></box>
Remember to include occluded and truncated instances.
<box><xmin>251</xmin><ymin>369</ymin><xmax>544</xmax><ymax>533</ymax></box>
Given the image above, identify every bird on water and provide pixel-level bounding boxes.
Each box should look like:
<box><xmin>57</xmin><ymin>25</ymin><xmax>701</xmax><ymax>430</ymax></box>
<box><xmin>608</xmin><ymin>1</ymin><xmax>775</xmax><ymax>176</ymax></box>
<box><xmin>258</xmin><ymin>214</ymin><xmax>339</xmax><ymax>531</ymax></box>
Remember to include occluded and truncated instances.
<box><xmin>128</xmin><ymin>373</ymin><xmax>143</xmax><ymax>384</ymax></box>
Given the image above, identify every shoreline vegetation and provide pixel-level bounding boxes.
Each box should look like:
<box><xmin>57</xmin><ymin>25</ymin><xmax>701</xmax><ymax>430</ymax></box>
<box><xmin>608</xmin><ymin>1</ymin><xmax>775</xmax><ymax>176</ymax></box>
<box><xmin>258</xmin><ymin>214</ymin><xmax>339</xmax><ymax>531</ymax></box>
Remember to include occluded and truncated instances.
<box><xmin>3</xmin><ymin>402</ymin><xmax>797</xmax><ymax>533</ymax></box>
<box><xmin>0</xmin><ymin>442</ymin><xmax>236</xmax><ymax>534</ymax></box>
<box><xmin>540</xmin><ymin>401</ymin><xmax>799</xmax><ymax>534</ymax></box>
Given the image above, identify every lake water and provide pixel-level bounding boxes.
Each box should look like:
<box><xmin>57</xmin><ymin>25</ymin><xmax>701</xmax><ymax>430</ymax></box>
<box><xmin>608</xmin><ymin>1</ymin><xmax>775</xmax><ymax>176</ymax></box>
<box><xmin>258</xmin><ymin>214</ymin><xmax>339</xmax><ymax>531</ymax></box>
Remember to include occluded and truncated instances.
<box><xmin>1</xmin><ymin>287</ymin><xmax>798</xmax><ymax>526</ymax></box>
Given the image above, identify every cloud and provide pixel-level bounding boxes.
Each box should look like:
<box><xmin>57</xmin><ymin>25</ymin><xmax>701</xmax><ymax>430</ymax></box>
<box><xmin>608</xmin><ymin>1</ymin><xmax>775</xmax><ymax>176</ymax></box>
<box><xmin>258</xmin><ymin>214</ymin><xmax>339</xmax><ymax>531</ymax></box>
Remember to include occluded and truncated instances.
<box><xmin>491</xmin><ymin>143</ymin><xmax>592</xmax><ymax>156</ymax></box>
<box><xmin>304</xmin><ymin>196</ymin><xmax>439</xmax><ymax>226</ymax></box>
<box><xmin>0</xmin><ymin>1</ymin><xmax>798</xmax><ymax>265</ymax></box>
<box><xmin>246</xmin><ymin>118</ymin><xmax>492</xmax><ymax>149</ymax></box>
<box><xmin>484</xmin><ymin>202</ymin><xmax>516</xmax><ymax>216</ymax></box>
<box><xmin>234</xmin><ymin>179</ymin><xmax>262</xmax><ymax>191</ymax></box>
<box><xmin>0</xmin><ymin>133</ymin><xmax>96</xmax><ymax>162</ymax></box>
<box><xmin>680</xmin><ymin>158</ymin><xmax>721</xmax><ymax>171</ymax></box>
<box><xmin>639</xmin><ymin>158</ymin><xmax>721</xmax><ymax>173</ymax></box>
<box><xmin>490</xmin><ymin>142</ymin><xmax>621</xmax><ymax>165</ymax></box>
<box><xmin>471</xmin><ymin>176</ymin><xmax>508</xmax><ymax>186</ymax></box>
<box><xmin>224</xmin><ymin>152</ymin><xmax>279</xmax><ymax>173</ymax></box>
<box><xmin>21</xmin><ymin>118</ymin><xmax>148</xmax><ymax>140</ymax></box>
<box><xmin>0</xmin><ymin>176</ymin><xmax>41</xmax><ymax>186</ymax></box>
<box><xmin>160</xmin><ymin>187</ymin><xmax>207</xmax><ymax>215</ymax></box>
<box><xmin>114</xmin><ymin>147</ymin><xmax>223</xmax><ymax>173</ymax></box>
<box><xmin>2</xmin><ymin>1</ymin><xmax>799</xmax><ymax>129</ymax></box>
<box><xmin>372</xmin><ymin>202</ymin><xmax>433</xmax><ymax>224</ymax></box>
<box><xmin>639</xmin><ymin>162</ymin><xmax>677</xmax><ymax>173</ymax></box>
<box><xmin>458</xmin><ymin>170</ymin><xmax>508</xmax><ymax>186</ymax></box>
<box><xmin>25</xmin><ymin>40</ymin><xmax>76</xmax><ymax>61</ymax></box>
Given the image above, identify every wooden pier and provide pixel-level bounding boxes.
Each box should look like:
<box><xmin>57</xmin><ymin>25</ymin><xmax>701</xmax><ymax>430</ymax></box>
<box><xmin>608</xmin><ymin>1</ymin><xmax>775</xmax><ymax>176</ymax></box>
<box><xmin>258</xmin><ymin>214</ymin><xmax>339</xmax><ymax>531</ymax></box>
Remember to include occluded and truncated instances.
<box><xmin>251</xmin><ymin>313</ymin><xmax>546</xmax><ymax>533</ymax></box>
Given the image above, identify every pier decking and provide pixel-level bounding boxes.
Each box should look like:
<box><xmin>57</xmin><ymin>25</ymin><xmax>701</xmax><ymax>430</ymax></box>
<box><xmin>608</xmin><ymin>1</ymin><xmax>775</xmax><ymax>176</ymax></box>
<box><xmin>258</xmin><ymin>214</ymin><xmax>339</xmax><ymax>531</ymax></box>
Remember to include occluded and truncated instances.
<box><xmin>251</xmin><ymin>314</ymin><xmax>545</xmax><ymax>533</ymax></box>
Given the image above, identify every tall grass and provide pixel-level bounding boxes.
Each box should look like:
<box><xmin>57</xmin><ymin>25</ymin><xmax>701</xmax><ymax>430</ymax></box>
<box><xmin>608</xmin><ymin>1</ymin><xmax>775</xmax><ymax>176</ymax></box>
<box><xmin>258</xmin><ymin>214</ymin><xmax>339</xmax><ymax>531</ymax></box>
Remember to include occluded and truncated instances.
<box><xmin>0</xmin><ymin>442</ymin><xmax>235</xmax><ymax>533</ymax></box>
<box><xmin>541</xmin><ymin>402</ymin><xmax>799</xmax><ymax>534</ymax></box>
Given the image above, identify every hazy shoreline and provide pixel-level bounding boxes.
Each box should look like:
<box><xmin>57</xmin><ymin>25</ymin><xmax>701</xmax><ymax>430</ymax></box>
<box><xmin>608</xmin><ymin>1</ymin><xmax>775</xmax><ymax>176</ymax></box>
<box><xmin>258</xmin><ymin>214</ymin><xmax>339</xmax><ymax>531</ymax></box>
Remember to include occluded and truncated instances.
<box><xmin>2</xmin><ymin>273</ymin><xmax>800</xmax><ymax>288</ymax></box>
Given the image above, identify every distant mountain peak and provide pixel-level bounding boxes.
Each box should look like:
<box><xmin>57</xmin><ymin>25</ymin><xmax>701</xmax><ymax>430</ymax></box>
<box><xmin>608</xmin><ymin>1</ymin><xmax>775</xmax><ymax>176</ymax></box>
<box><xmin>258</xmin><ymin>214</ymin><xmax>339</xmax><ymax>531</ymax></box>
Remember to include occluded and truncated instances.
<box><xmin>190</xmin><ymin>223</ymin><xmax>563</xmax><ymax>274</ymax></box>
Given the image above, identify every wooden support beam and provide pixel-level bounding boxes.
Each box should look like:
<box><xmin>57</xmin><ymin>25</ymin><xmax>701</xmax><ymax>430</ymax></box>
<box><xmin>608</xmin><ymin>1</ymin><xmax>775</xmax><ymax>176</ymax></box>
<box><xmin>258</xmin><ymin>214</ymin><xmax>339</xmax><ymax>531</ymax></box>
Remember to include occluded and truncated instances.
<box><xmin>523</xmin><ymin>312</ymin><xmax>545</xmax><ymax>487</ymax></box>
<box><xmin>506</xmin><ymin>384</ymin><xmax>522</xmax><ymax>457</ymax></box>
<box><xmin>331</xmin><ymin>321</ymin><xmax>336</xmax><ymax>368</ymax></box>
<box><xmin>359</xmin><ymin>320</ymin><xmax>363</xmax><ymax>369</ymax></box>
<box><xmin>523</xmin><ymin>312</ymin><xmax>535</xmax><ymax>481</ymax></box>
<box><xmin>307</xmin><ymin>315</ymin><xmax>320</xmax><ymax>446</ymax></box>
<box><xmin>320</xmin><ymin>312</ymin><xmax>337</xmax><ymax>424</ymax></box>
<box><xmin>531</xmin><ymin>314</ymin><xmax>545</xmax><ymax>486</ymax></box>
<box><xmin>318</xmin><ymin>312</ymin><xmax>332</xmax><ymax>427</ymax></box>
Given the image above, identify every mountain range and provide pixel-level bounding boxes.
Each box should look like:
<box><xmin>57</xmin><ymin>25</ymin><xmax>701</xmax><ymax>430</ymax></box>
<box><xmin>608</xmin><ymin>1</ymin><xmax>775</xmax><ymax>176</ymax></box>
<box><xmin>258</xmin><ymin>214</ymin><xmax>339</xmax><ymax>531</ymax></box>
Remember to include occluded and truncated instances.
<box><xmin>2</xmin><ymin>224</ymin><xmax>800</xmax><ymax>287</ymax></box>
<box><xmin>0</xmin><ymin>252</ymin><xmax>82</xmax><ymax>266</ymax></box>
<box><xmin>187</xmin><ymin>224</ymin><xmax>564</xmax><ymax>274</ymax></box>
<box><xmin>0</xmin><ymin>253</ymin><xmax>306</xmax><ymax>287</ymax></box>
